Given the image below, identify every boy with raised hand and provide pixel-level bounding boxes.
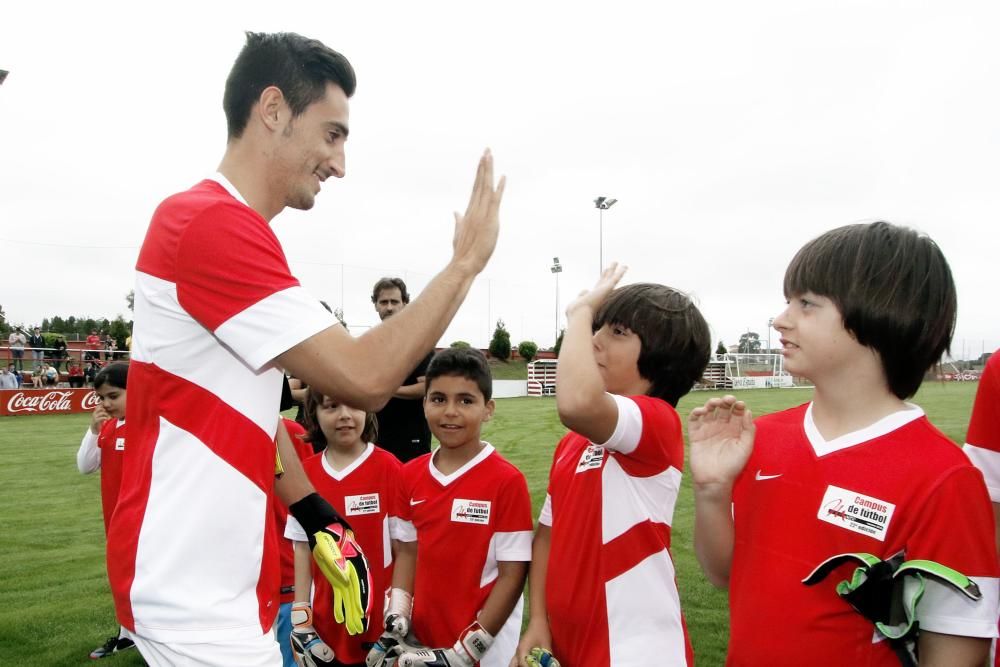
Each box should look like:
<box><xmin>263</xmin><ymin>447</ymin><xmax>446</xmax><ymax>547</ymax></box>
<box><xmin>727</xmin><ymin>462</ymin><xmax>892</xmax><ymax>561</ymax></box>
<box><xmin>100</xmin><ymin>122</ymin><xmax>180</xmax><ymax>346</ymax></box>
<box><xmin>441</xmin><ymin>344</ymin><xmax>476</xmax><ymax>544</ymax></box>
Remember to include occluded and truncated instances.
<box><xmin>369</xmin><ymin>348</ymin><xmax>533</xmax><ymax>667</ymax></box>
<box><xmin>691</xmin><ymin>221</ymin><xmax>1000</xmax><ymax>666</ymax></box>
<box><xmin>515</xmin><ymin>264</ymin><xmax>711</xmax><ymax>667</ymax></box>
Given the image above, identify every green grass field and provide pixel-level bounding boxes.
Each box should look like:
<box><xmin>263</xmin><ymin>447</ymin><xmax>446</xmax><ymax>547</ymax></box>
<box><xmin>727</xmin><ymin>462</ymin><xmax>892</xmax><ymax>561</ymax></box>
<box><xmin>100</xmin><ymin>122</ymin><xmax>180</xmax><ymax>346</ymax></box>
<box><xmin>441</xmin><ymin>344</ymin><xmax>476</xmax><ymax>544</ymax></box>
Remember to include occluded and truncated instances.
<box><xmin>0</xmin><ymin>382</ymin><xmax>980</xmax><ymax>665</ymax></box>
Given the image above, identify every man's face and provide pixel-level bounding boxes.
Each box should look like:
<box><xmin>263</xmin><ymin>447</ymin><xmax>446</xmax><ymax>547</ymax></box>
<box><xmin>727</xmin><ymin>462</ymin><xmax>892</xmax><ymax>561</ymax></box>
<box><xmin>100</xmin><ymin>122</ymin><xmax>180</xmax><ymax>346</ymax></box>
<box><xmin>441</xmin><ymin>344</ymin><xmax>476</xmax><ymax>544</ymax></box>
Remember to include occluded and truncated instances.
<box><xmin>272</xmin><ymin>82</ymin><xmax>350</xmax><ymax>211</ymax></box>
<box><xmin>374</xmin><ymin>287</ymin><xmax>406</xmax><ymax>321</ymax></box>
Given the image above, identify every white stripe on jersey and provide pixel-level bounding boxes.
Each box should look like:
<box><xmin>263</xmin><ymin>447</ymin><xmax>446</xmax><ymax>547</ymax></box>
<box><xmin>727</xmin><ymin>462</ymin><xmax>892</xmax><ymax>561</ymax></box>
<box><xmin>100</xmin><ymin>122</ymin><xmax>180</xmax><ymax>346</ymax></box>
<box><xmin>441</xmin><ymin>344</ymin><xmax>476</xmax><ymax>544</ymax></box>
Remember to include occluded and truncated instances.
<box><xmin>964</xmin><ymin>444</ymin><xmax>1000</xmax><ymax>503</ymax></box>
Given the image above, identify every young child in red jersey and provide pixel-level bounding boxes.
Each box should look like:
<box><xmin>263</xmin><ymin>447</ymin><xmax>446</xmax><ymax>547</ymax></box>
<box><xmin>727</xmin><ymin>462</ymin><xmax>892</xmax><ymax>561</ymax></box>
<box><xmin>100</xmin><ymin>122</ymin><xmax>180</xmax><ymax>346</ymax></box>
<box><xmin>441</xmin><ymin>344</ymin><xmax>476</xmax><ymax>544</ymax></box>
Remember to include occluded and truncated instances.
<box><xmin>515</xmin><ymin>265</ymin><xmax>711</xmax><ymax>667</ymax></box>
<box><xmin>369</xmin><ymin>347</ymin><xmax>533</xmax><ymax>667</ymax></box>
<box><xmin>286</xmin><ymin>391</ymin><xmax>401</xmax><ymax>666</ymax></box>
<box><xmin>76</xmin><ymin>362</ymin><xmax>137</xmax><ymax>660</ymax></box>
<box><xmin>691</xmin><ymin>222</ymin><xmax>1000</xmax><ymax>666</ymax></box>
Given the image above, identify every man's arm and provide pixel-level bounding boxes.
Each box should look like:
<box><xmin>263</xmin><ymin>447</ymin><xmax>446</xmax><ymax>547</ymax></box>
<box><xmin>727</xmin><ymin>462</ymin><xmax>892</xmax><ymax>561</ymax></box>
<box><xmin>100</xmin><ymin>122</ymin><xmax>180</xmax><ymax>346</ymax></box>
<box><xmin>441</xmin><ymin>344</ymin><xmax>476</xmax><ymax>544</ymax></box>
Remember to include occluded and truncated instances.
<box><xmin>273</xmin><ymin>420</ymin><xmax>314</xmax><ymax>506</ymax></box>
<box><xmin>277</xmin><ymin>152</ymin><xmax>503</xmax><ymax>412</ymax></box>
<box><xmin>393</xmin><ymin>378</ymin><xmax>425</xmax><ymax>400</ymax></box>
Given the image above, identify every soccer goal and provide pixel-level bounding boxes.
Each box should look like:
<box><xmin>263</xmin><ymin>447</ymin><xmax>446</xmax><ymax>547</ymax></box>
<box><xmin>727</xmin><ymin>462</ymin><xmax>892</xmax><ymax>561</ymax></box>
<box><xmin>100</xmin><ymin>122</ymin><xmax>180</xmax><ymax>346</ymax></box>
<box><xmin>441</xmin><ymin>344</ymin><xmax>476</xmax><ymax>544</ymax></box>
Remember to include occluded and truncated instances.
<box><xmin>696</xmin><ymin>353</ymin><xmax>795</xmax><ymax>390</ymax></box>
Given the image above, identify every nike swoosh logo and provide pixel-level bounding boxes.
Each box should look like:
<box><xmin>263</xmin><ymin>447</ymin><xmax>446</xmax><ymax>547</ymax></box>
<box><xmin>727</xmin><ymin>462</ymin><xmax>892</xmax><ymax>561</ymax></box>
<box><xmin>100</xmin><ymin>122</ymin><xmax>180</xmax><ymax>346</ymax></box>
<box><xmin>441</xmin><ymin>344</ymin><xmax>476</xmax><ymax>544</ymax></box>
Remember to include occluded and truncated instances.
<box><xmin>409</xmin><ymin>499</ymin><xmax>426</xmax><ymax>506</ymax></box>
<box><xmin>755</xmin><ymin>470</ymin><xmax>783</xmax><ymax>481</ymax></box>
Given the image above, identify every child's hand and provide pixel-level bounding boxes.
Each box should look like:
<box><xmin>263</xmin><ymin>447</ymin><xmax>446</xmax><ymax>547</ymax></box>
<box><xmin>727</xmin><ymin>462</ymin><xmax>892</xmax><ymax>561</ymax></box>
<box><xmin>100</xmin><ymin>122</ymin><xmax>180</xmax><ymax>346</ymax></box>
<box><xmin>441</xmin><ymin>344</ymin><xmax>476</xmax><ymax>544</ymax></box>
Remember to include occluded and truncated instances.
<box><xmin>565</xmin><ymin>263</ymin><xmax>627</xmax><ymax>318</ymax></box>
<box><xmin>511</xmin><ymin>622</ymin><xmax>555</xmax><ymax>667</ymax></box>
<box><xmin>688</xmin><ymin>395</ymin><xmax>755</xmax><ymax>490</ymax></box>
<box><xmin>90</xmin><ymin>404</ymin><xmax>110</xmax><ymax>434</ymax></box>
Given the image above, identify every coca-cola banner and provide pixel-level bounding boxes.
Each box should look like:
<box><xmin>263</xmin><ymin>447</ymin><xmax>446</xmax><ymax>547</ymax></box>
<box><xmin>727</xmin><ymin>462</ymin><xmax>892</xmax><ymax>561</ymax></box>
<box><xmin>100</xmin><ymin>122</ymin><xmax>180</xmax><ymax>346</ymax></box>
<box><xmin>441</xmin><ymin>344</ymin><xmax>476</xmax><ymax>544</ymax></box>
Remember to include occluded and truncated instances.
<box><xmin>1</xmin><ymin>388</ymin><xmax>102</xmax><ymax>416</ymax></box>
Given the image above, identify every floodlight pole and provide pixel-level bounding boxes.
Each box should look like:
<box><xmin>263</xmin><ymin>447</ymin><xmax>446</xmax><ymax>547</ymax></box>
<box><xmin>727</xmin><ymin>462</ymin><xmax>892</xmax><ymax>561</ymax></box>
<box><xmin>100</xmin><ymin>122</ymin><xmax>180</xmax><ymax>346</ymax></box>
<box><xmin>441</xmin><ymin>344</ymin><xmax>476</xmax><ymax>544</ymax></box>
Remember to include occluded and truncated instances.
<box><xmin>594</xmin><ymin>196</ymin><xmax>618</xmax><ymax>274</ymax></box>
<box><xmin>550</xmin><ymin>257</ymin><xmax>563</xmax><ymax>347</ymax></box>
<box><xmin>767</xmin><ymin>317</ymin><xmax>774</xmax><ymax>355</ymax></box>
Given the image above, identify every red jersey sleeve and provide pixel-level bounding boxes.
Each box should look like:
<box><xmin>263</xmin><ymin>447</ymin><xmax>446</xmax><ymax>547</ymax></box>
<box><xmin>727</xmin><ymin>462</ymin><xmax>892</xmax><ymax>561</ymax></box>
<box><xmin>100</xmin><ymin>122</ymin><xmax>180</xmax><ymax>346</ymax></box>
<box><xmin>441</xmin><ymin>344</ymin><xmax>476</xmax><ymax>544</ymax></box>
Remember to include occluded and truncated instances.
<box><xmin>604</xmin><ymin>395</ymin><xmax>683</xmax><ymax>477</ymax></box>
<box><xmin>174</xmin><ymin>200</ymin><xmax>336</xmax><ymax>370</ymax></box>
<box><xmin>965</xmin><ymin>353</ymin><xmax>1000</xmax><ymax>501</ymax></box>
<box><xmin>493</xmin><ymin>468</ymin><xmax>534</xmax><ymax>562</ymax></box>
<box><xmin>905</xmin><ymin>465</ymin><xmax>1000</xmax><ymax>637</ymax></box>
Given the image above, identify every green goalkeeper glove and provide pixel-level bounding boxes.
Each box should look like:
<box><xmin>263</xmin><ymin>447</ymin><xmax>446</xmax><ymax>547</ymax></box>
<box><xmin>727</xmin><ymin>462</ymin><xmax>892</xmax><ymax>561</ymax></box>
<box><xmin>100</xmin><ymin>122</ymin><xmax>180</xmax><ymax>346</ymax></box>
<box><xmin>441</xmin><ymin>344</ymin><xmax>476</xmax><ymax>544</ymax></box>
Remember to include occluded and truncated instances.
<box><xmin>397</xmin><ymin>621</ymin><xmax>493</xmax><ymax>667</ymax></box>
<box><xmin>290</xmin><ymin>602</ymin><xmax>336</xmax><ymax>667</ymax></box>
<box><xmin>290</xmin><ymin>493</ymin><xmax>372</xmax><ymax>635</ymax></box>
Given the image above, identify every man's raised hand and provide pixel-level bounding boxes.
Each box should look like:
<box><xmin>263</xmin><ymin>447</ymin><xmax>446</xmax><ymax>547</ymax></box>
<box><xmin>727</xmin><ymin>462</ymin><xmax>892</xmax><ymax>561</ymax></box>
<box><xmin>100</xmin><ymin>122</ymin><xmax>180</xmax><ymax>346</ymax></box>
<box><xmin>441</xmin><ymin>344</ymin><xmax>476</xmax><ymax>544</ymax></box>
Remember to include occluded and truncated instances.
<box><xmin>451</xmin><ymin>149</ymin><xmax>505</xmax><ymax>276</ymax></box>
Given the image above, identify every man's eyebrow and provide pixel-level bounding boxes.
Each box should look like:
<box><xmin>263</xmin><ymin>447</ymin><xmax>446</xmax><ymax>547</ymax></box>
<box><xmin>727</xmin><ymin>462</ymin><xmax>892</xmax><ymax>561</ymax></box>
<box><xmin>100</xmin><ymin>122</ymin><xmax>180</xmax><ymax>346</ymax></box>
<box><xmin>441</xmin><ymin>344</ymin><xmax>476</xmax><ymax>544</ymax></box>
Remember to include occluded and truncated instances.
<box><xmin>326</xmin><ymin>121</ymin><xmax>350</xmax><ymax>138</ymax></box>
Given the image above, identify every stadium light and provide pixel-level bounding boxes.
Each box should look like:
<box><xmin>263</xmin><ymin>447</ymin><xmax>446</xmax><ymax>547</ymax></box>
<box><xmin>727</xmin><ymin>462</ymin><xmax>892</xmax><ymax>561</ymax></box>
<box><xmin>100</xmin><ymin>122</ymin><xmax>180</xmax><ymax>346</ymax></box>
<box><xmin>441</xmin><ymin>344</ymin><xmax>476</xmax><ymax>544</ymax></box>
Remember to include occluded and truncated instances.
<box><xmin>550</xmin><ymin>257</ymin><xmax>563</xmax><ymax>347</ymax></box>
<box><xmin>594</xmin><ymin>196</ymin><xmax>618</xmax><ymax>274</ymax></box>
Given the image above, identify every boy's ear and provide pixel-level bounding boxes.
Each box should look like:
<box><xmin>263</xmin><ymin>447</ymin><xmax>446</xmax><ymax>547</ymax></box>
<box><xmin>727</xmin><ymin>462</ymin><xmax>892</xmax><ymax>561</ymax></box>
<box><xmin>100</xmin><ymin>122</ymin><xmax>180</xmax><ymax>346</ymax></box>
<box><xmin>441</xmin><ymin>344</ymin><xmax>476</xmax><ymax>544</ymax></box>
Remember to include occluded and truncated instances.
<box><xmin>483</xmin><ymin>399</ymin><xmax>496</xmax><ymax>422</ymax></box>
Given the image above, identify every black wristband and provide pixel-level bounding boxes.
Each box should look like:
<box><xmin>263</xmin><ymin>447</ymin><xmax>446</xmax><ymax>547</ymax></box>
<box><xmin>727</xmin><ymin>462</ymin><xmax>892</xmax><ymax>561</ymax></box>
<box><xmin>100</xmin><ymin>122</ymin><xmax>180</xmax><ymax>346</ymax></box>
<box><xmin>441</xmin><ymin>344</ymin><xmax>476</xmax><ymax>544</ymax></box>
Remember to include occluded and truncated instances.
<box><xmin>289</xmin><ymin>492</ymin><xmax>352</xmax><ymax>537</ymax></box>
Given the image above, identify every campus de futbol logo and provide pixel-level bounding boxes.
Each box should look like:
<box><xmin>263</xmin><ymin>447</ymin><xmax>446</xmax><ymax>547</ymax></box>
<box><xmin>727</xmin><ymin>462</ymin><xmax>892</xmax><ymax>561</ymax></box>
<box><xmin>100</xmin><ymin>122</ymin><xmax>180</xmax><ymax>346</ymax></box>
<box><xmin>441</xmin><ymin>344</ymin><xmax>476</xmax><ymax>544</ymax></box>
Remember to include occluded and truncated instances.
<box><xmin>451</xmin><ymin>499</ymin><xmax>491</xmax><ymax>525</ymax></box>
<box><xmin>817</xmin><ymin>485</ymin><xmax>896</xmax><ymax>542</ymax></box>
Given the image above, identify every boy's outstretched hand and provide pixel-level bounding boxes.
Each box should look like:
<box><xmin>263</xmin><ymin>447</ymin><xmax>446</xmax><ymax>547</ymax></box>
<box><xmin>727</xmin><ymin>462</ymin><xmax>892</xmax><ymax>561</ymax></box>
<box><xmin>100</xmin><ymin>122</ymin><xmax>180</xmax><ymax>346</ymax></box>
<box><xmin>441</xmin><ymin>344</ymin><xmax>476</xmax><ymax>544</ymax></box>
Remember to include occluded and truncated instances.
<box><xmin>450</xmin><ymin>149</ymin><xmax>506</xmax><ymax>277</ymax></box>
<box><xmin>565</xmin><ymin>262</ymin><xmax>628</xmax><ymax>318</ymax></box>
<box><xmin>689</xmin><ymin>395</ymin><xmax>756</xmax><ymax>489</ymax></box>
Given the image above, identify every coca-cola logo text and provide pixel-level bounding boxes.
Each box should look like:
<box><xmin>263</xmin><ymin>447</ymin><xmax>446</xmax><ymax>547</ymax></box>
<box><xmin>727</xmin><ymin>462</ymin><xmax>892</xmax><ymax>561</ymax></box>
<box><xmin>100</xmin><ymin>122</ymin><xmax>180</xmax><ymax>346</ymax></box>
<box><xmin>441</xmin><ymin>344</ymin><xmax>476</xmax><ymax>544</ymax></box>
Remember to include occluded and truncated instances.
<box><xmin>7</xmin><ymin>391</ymin><xmax>74</xmax><ymax>413</ymax></box>
<box><xmin>81</xmin><ymin>391</ymin><xmax>100</xmax><ymax>409</ymax></box>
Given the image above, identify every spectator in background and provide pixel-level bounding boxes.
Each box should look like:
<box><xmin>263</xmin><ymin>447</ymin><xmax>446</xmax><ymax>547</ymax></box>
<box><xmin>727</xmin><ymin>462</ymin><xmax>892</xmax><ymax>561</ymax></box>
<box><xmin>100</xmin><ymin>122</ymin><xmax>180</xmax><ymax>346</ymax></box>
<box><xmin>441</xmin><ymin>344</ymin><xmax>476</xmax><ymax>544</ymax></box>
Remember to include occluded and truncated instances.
<box><xmin>51</xmin><ymin>336</ymin><xmax>68</xmax><ymax>372</ymax></box>
<box><xmin>85</xmin><ymin>361</ymin><xmax>100</xmax><ymax>386</ymax></box>
<box><xmin>68</xmin><ymin>360</ymin><xmax>85</xmax><ymax>388</ymax></box>
<box><xmin>371</xmin><ymin>277</ymin><xmax>434</xmax><ymax>462</ymax></box>
<box><xmin>28</xmin><ymin>327</ymin><xmax>46</xmax><ymax>365</ymax></box>
<box><xmin>105</xmin><ymin>338</ymin><xmax>117</xmax><ymax>362</ymax></box>
<box><xmin>86</xmin><ymin>329</ymin><xmax>101</xmax><ymax>361</ymax></box>
<box><xmin>42</xmin><ymin>363</ymin><xmax>59</xmax><ymax>387</ymax></box>
<box><xmin>6</xmin><ymin>363</ymin><xmax>22</xmax><ymax>388</ymax></box>
<box><xmin>9</xmin><ymin>328</ymin><xmax>26</xmax><ymax>371</ymax></box>
<box><xmin>0</xmin><ymin>364</ymin><xmax>17</xmax><ymax>389</ymax></box>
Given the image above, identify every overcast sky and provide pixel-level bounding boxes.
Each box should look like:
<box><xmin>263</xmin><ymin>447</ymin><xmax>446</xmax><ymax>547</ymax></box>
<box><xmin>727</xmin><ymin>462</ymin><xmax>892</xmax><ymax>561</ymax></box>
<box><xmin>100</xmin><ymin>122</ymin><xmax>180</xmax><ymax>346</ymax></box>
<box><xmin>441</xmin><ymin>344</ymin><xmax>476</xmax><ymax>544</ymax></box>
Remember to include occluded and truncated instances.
<box><xmin>2</xmin><ymin>1</ymin><xmax>998</xmax><ymax>360</ymax></box>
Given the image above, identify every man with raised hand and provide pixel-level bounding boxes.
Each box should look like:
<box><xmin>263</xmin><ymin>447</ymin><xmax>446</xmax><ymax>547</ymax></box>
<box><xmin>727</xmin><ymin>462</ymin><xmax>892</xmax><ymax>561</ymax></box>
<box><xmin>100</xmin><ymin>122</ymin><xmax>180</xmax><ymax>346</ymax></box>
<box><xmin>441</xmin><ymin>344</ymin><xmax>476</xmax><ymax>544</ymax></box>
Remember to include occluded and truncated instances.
<box><xmin>107</xmin><ymin>31</ymin><xmax>504</xmax><ymax>667</ymax></box>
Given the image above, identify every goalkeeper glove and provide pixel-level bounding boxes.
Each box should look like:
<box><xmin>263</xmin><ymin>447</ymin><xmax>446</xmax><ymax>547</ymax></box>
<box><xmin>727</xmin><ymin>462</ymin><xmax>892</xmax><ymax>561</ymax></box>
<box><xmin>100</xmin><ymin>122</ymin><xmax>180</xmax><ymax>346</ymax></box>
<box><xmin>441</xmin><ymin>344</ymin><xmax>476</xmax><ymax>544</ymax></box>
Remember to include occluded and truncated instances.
<box><xmin>366</xmin><ymin>588</ymin><xmax>415</xmax><ymax>667</ymax></box>
<box><xmin>289</xmin><ymin>602</ymin><xmax>336</xmax><ymax>667</ymax></box>
<box><xmin>397</xmin><ymin>621</ymin><xmax>493</xmax><ymax>667</ymax></box>
<box><xmin>525</xmin><ymin>648</ymin><xmax>561</xmax><ymax>667</ymax></box>
<box><xmin>290</xmin><ymin>492</ymin><xmax>373</xmax><ymax>635</ymax></box>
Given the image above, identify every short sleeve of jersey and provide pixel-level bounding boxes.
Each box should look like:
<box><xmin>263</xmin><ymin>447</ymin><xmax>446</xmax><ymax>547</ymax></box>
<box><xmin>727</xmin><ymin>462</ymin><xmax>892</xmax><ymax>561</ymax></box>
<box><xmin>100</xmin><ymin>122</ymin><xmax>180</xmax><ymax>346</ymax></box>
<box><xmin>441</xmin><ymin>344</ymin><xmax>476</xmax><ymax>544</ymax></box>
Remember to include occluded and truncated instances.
<box><xmin>174</xmin><ymin>200</ymin><xmax>336</xmax><ymax>371</ymax></box>
<box><xmin>906</xmin><ymin>466</ymin><xmax>1000</xmax><ymax>637</ymax></box>
<box><xmin>965</xmin><ymin>353</ymin><xmax>1000</xmax><ymax>501</ymax></box>
<box><xmin>600</xmin><ymin>395</ymin><xmax>682</xmax><ymax>477</ymax></box>
<box><xmin>391</xmin><ymin>463</ymin><xmax>417</xmax><ymax>542</ymax></box>
<box><xmin>493</xmin><ymin>471</ymin><xmax>534</xmax><ymax>562</ymax></box>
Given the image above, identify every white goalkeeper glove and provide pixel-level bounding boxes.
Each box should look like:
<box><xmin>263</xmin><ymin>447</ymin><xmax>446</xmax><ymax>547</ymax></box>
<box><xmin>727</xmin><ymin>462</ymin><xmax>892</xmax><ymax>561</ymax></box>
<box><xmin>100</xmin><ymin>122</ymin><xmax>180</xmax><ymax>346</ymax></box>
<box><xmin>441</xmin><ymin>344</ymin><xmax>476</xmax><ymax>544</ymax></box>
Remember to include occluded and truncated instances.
<box><xmin>397</xmin><ymin>621</ymin><xmax>493</xmax><ymax>667</ymax></box>
<box><xmin>290</xmin><ymin>602</ymin><xmax>337</xmax><ymax>667</ymax></box>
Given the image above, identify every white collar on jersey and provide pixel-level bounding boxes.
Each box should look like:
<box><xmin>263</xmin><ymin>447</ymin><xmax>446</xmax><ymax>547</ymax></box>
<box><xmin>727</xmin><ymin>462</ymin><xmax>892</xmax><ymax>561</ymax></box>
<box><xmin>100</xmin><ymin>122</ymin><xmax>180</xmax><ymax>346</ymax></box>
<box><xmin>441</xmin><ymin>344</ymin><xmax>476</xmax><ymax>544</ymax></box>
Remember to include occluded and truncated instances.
<box><xmin>116</xmin><ymin>418</ymin><xmax>125</xmax><ymax>428</ymax></box>
<box><xmin>209</xmin><ymin>172</ymin><xmax>250</xmax><ymax>206</ymax></box>
<box><xmin>428</xmin><ymin>442</ymin><xmax>495</xmax><ymax>486</ymax></box>
<box><xmin>321</xmin><ymin>442</ymin><xmax>375</xmax><ymax>481</ymax></box>
<box><xmin>804</xmin><ymin>402</ymin><xmax>924</xmax><ymax>457</ymax></box>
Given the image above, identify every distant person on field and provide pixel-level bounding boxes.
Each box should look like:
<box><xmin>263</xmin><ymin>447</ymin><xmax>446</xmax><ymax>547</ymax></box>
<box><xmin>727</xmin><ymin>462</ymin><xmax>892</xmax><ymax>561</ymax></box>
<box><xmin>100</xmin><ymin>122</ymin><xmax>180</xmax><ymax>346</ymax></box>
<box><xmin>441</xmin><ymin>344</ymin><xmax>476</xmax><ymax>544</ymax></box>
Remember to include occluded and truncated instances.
<box><xmin>6</xmin><ymin>363</ymin><xmax>22</xmax><ymax>387</ymax></box>
<box><xmin>68</xmin><ymin>359</ymin><xmax>85</xmax><ymax>388</ymax></box>
<box><xmin>42</xmin><ymin>362</ymin><xmax>58</xmax><ymax>386</ymax></box>
<box><xmin>8</xmin><ymin>328</ymin><xmax>25</xmax><ymax>371</ymax></box>
<box><xmin>515</xmin><ymin>268</ymin><xmax>710</xmax><ymax>667</ymax></box>
<box><xmin>690</xmin><ymin>221</ymin><xmax>999</xmax><ymax>666</ymax></box>
<box><xmin>76</xmin><ymin>362</ymin><xmax>138</xmax><ymax>660</ymax></box>
<box><xmin>372</xmin><ymin>277</ymin><xmax>434</xmax><ymax>462</ymax></box>
<box><xmin>51</xmin><ymin>336</ymin><xmax>68</xmax><ymax>371</ymax></box>
<box><xmin>85</xmin><ymin>329</ymin><xmax>101</xmax><ymax>361</ymax></box>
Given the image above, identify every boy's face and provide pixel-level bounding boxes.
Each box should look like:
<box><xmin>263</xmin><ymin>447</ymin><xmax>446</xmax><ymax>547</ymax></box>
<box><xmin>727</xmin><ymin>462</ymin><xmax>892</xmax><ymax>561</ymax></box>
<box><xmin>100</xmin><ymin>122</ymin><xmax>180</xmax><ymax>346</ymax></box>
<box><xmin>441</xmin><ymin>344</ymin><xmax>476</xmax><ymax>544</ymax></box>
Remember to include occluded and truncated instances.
<box><xmin>592</xmin><ymin>323</ymin><xmax>651</xmax><ymax>396</ymax></box>
<box><xmin>316</xmin><ymin>395</ymin><xmax>367</xmax><ymax>449</ymax></box>
<box><xmin>95</xmin><ymin>384</ymin><xmax>126</xmax><ymax>420</ymax></box>
<box><xmin>424</xmin><ymin>374</ymin><xmax>494</xmax><ymax>450</ymax></box>
<box><xmin>773</xmin><ymin>292</ymin><xmax>876</xmax><ymax>381</ymax></box>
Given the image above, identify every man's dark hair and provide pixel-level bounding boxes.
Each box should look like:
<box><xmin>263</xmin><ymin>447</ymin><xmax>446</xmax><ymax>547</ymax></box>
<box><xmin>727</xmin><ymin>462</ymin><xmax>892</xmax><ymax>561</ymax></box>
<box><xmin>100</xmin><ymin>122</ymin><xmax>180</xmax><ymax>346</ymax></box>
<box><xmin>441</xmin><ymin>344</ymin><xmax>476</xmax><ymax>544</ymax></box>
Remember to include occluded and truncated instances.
<box><xmin>224</xmin><ymin>32</ymin><xmax>357</xmax><ymax>140</ymax></box>
<box><xmin>371</xmin><ymin>277</ymin><xmax>410</xmax><ymax>305</ymax></box>
<box><xmin>302</xmin><ymin>390</ymin><xmax>378</xmax><ymax>454</ymax></box>
<box><xmin>783</xmin><ymin>221</ymin><xmax>956</xmax><ymax>399</ymax></box>
<box><xmin>593</xmin><ymin>284</ymin><xmax>711</xmax><ymax>407</ymax></box>
<box><xmin>425</xmin><ymin>348</ymin><xmax>493</xmax><ymax>402</ymax></box>
<box><xmin>94</xmin><ymin>362</ymin><xmax>129</xmax><ymax>391</ymax></box>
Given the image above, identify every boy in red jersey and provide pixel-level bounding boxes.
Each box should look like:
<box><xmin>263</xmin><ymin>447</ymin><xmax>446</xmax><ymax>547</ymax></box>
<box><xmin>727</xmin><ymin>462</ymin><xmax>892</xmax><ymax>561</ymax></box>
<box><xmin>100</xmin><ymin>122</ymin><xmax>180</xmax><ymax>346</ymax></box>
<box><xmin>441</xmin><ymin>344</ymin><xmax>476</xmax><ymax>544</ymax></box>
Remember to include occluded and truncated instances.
<box><xmin>369</xmin><ymin>347</ymin><xmax>533</xmax><ymax>667</ymax></box>
<box><xmin>76</xmin><ymin>362</ymin><xmax>136</xmax><ymax>660</ymax></box>
<box><xmin>287</xmin><ymin>392</ymin><xmax>402</xmax><ymax>666</ymax></box>
<box><xmin>963</xmin><ymin>349</ymin><xmax>1000</xmax><ymax>665</ymax></box>
<box><xmin>691</xmin><ymin>221</ymin><xmax>1000</xmax><ymax>666</ymax></box>
<box><xmin>515</xmin><ymin>264</ymin><xmax>711</xmax><ymax>667</ymax></box>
